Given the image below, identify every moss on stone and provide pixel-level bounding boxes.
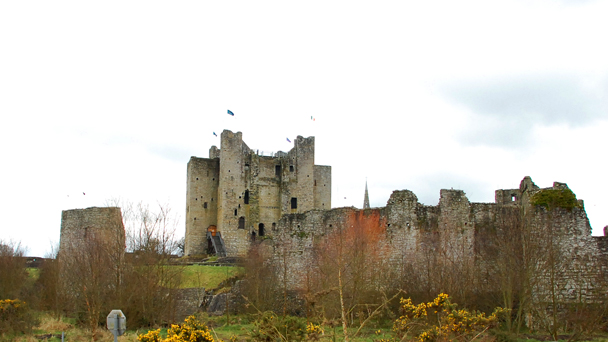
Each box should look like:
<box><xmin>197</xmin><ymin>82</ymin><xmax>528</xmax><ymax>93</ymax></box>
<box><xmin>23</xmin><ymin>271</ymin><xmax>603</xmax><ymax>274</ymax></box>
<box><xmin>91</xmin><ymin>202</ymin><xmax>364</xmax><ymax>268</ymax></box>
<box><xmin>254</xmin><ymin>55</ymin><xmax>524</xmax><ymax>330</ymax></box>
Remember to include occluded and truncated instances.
<box><xmin>291</xmin><ymin>231</ymin><xmax>309</xmax><ymax>239</ymax></box>
<box><xmin>530</xmin><ymin>188</ymin><xmax>581</xmax><ymax>210</ymax></box>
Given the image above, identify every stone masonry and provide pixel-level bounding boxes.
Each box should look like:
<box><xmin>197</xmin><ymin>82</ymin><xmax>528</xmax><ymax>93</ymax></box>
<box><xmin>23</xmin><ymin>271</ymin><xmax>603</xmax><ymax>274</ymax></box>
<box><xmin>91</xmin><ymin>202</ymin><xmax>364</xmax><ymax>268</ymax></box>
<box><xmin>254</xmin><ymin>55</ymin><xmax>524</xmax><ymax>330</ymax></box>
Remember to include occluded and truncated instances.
<box><xmin>185</xmin><ymin>130</ymin><xmax>331</xmax><ymax>257</ymax></box>
<box><xmin>59</xmin><ymin>206</ymin><xmax>125</xmax><ymax>256</ymax></box>
<box><xmin>266</xmin><ymin>176</ymin><xmax>608</xmax><ymax>304</ymax></box>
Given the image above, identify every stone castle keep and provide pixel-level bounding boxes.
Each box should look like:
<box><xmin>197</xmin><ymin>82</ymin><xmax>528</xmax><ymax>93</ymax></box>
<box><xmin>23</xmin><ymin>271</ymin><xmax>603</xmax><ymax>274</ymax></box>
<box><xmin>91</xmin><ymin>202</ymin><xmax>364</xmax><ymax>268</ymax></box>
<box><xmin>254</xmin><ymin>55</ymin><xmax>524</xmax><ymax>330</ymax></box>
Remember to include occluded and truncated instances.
<box><xmin>184</xmin><ymin>130</ymin><xmax>331</xmax><ymax>257</ymax></box>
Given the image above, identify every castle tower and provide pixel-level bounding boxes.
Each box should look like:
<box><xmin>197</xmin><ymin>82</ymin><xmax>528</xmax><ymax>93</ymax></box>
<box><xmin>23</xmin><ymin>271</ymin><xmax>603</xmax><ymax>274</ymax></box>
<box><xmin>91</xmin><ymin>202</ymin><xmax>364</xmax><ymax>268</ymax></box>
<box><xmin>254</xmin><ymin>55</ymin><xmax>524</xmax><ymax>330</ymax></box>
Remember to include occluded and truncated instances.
<box><xmin>59</xmin><ymin>207</ymin><xmax>125</xmax><ymax>254</ymax></box>
<box><xmin>185</xmin><ymin>130</ymin><xmax>331</xmax><ymax>257</ymax></box>
<box><xmin>363</xmin><ymin>180</ymin><xmax>370</xmax><ymax>209</ymax></box>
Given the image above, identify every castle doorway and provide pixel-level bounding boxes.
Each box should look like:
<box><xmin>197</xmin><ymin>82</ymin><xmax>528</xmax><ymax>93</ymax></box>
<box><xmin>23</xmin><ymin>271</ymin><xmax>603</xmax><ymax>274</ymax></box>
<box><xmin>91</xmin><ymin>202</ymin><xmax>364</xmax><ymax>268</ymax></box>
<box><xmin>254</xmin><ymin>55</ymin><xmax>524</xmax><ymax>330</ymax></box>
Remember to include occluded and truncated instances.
<box><xmin>207</xmin><ymin>225</ymin><xmax>217</xmax><ymax>254</ymax></box>
<box><xmin>258</xmin><ymin>223</ymin><xmax>265</xmax><ymax>236</ymax></box>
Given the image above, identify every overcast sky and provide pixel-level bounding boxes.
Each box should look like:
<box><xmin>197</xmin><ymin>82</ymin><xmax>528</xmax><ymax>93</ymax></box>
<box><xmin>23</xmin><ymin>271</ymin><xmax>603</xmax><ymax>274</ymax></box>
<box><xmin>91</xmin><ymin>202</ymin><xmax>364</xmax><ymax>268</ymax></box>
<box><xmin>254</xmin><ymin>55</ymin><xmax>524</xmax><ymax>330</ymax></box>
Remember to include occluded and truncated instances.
<box><xmin>2</xmin><ymin>0</ymin><xmax>607</xmax><ymax>257</ymax></box>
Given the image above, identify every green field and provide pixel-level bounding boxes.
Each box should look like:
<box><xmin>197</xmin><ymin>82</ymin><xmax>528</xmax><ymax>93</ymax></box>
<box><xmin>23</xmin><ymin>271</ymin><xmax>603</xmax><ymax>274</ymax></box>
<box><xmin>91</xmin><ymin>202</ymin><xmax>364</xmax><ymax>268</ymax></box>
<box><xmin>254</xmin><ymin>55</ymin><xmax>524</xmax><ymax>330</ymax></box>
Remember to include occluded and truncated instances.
<box><xmin>26</xmin><ymin>264</ymin><xmax>240</xmax><ymax>290</ymax></box>
<box><xmin>26</xmin><ymin>267</ymin><xmax>40</xmax><ymax>280</ymax></box>
<box><xmin>179</xmin><ymin>265</ymin><xmax>243</xmax><ymax>289</ymax></box>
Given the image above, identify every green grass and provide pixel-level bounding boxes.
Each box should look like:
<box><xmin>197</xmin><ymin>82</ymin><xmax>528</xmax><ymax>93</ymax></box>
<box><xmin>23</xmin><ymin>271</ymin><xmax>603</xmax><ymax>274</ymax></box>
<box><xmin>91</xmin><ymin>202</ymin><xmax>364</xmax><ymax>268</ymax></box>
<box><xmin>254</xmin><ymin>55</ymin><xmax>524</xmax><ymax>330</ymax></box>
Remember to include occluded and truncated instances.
<box><xmin>26</xmin><ymin>267</ymin><xmax>40</xmax><ymax>281</ymax></box>
<box><xmin>198</xmin><ymin>314</ymin><xmax>393</xmax><ymax>342</ymax></box>
<box><xmin>14</xmin><ymin>312</ymin><xmax>608</xmax><ymax>342</ymax></box>
<box><xmin>179</xmin><ymin>265</ymin><xmax>244</xmax><ymax>289</ymax></box>
<box><xmin>27</xmin><ymin>263</ymin><xmax>239</xmax><ymax>290</ymax></box>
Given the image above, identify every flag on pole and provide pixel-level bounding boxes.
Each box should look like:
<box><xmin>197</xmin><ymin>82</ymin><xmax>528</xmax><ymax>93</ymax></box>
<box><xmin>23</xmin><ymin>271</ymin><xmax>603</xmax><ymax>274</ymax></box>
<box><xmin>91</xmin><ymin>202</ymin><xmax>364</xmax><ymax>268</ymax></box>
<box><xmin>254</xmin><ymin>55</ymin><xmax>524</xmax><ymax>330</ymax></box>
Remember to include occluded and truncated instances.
<box><xmin>213</xmin><ymin>132</ymin><xmax>217</xmax><ymax>137</ymax></box>
<box><xmin>227</xmin><ymin>110</ymin><xmax>234</xmax><ymax>116</ymax></box>
<box><xmin>286</xmin><ymin>137</ymin><xmax>291</xmax><ymax>143</ymax></box>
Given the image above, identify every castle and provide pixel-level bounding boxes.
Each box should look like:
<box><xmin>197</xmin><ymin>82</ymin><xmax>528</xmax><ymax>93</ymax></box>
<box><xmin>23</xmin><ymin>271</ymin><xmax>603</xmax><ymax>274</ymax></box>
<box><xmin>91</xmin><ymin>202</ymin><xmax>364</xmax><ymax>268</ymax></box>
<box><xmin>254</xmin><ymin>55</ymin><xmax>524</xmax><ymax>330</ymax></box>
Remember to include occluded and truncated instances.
<box><xmin>53</xmin><ymin>131</ymin><xmax>607</xmax><ymax>323</ymax></box>
<box><xmin>184</xmin><ymin>130</ymin><xmax>608</xmax><ymax>306</ymax></box>
<box><xmin>184</xmin><ymin>130</ymin><xmax>331</xmax><ymax>257</ymax></box>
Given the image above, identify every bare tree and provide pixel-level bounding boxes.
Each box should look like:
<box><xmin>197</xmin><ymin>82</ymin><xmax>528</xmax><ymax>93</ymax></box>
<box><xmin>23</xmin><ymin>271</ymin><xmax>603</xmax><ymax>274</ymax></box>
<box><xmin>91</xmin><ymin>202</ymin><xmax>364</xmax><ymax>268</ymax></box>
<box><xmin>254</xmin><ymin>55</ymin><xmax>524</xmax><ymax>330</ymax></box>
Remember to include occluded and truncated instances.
<box><xmin>0</xmin><ymin>240</ymin><xmax>28</xmax><ymax>299</ymax></box>
<box><xmin>105</xmin><ymin>198</ymin><xmax>180</xmax><ymax>256</ymax></box>
<box><xmin>59</xmin><ymin>230</ymin><xmax>124</xmax><ymax>341</ymax></box>
<box><xmin>37</xmin><ymin>243</ymin><xmax>64</xmax><ymax>317</ymax></box>
<box><xmin>104</xmin><ymin>198</ymin><xmax>184</xmax><ymax>327</ymax></box>
<box><xmin>308</xmin><ymin>211</ymin><xmax>392</xmax><ymax>341</ymax></box>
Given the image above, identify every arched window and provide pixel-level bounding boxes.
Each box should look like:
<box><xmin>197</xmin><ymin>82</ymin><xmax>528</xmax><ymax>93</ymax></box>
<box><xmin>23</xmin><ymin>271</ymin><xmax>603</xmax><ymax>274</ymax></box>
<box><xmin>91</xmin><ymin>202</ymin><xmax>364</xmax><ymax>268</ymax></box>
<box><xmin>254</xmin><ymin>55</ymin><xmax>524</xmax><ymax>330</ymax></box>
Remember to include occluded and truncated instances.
<box><xmin>238</xmin><ymin>217</ymin><xmax>245</xmax><ymax>229</ymax></box>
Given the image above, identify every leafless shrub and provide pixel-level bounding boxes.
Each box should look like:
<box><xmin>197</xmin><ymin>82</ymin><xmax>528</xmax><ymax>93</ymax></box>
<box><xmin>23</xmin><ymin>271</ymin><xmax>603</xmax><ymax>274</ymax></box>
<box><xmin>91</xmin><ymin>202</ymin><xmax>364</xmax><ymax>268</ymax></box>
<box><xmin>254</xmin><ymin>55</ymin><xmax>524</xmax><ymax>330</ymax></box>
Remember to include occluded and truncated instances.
<box><xmin>0</xmin><ymin>240</ymin><xmax>28</xmax><ymax>300</ymax></box>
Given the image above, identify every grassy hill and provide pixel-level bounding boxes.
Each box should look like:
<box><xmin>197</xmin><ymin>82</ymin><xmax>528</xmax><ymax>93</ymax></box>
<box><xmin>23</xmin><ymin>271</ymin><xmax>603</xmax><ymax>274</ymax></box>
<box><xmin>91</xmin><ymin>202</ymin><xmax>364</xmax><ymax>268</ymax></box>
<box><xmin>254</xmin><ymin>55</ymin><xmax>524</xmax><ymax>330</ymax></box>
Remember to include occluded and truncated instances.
<box><xmin>178</xmin><ymin>265</ymin><xmax>243</xmax><ymax>289</ymax></box>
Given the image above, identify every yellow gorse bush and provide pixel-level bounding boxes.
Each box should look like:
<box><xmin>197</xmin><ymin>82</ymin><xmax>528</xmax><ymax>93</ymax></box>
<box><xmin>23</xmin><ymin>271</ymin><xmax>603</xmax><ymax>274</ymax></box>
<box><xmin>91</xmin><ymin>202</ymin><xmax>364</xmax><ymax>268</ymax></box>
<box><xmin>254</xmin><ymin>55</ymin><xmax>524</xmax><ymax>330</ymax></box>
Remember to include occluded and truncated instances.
<box><xmin>305</xmin><ymin>322</ymin><xmax>323</xmax><ymax>334</ymax></box>
<box><xmin>0</xmin><ymin>299</ymin><xmax>24</xmax><ymax>311</ymax></box>
<box><xmin>392</xmin><ymin>293</ymin><xmax>507</xmax><ymax>342</ymax></box>
<box><xmin>138</xmin><ymin>329</ymin><xmax>162</xmax><ymax>342</ymax></box>
<box><xmin>0</xmin><ymin>298</ymin><xmax>36</xmax><ymax>335</ymax></box>
<box><xmin>138</xmin><ymin>315</ymin><xmax>217</xmax><ymax>342</ymax></box>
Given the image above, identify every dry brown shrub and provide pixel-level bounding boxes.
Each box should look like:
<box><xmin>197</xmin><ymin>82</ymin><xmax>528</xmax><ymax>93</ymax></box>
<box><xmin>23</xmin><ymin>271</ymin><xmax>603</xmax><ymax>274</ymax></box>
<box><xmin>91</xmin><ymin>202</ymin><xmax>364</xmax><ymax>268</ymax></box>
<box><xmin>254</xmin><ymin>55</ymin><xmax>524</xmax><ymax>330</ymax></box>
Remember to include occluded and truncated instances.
<box><xmin>10</xmin><ymin>335</ymin><xmax>38</xmax><ymax>342</ymax></box>
<box><xmin>36</xmin><ymin>315</ymin><xmax>73</xmax><ymax>332</ymax></box>
<box><xmin>0</xmin><ymin>240</ymin><xmax>28</xmax><ymax>299</ymax></box>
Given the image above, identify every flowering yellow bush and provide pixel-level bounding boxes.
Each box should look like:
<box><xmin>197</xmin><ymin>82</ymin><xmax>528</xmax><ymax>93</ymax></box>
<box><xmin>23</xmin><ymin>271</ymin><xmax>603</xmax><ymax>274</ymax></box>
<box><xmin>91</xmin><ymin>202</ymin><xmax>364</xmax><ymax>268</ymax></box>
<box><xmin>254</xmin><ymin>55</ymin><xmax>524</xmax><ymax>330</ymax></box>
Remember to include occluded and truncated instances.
<box><xmin>138</xmin><ymin>328</ymin><xmax>162</xmax><ymax>342</ymax></box>
<box><xmin>392</xmin><ymin>293</ymin><xmax>507</xmax><ymax>342</ymax></box>
<box><xmin>0</xmin><ymin>299</ymin><xmax>36</xmax><ymax>335</ymax></box>
<box><xmin>138</xmin><ymin>315</ymin><xmax>216</xmax><ymax>342</ymax></box>
<box><xmin>305</xmin><ymin>322</ymin><xmax>324</xmax><ymax>341</ymax></box>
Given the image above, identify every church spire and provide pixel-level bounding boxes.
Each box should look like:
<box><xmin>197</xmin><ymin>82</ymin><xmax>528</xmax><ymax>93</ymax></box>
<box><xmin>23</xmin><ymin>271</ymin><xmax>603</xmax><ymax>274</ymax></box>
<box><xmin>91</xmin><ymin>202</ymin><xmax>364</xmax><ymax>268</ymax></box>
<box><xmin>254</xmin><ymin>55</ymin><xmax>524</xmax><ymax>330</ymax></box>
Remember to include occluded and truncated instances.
<box><xmin>363</xmin><ymin>179</ymin><xmax>370</xmax><ymax>209</ymax></box>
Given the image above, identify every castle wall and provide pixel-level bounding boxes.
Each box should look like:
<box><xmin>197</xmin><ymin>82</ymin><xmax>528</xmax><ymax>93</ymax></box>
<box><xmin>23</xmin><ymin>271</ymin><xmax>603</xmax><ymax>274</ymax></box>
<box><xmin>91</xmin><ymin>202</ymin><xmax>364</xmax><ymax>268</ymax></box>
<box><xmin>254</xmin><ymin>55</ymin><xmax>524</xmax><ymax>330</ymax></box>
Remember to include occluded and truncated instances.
<box><xmin>437</xmin><ymin>189</ymin><xmax>475</xmax><ymax>263</ymax></box>
<box><xmin>251</xmin><ymin>156</ymin><xmax>282</xmax><ymax>235</ymax></box>
<box><xmin>313</xmin><ymin>165</ymin><xmax>331</xmax><ymax>210</ymax></box>
<box><xmin>185</xmin><ymin>157</ymin><xmax>219</xmax><ymax>256</ymax></box>
<box><xmin>282</xmin><ymin>136</ymin><xmax>316</xmax><ymax>214</ymax></box>
<box><xmin>263</xmin><ymin>179</ymin><xmax>607</xmax><ymax>305</ymax></box>
<box><xmin>218</xmin><ymin>130</ymin><xmax>251</xmax><ymax>256</ymax></box>
<box><xmin>384</xmin><ymin>190</ymin><xmax>423</xmax><ymax>269</ymax></box>
<box><xmin>529</xmin><ymin>206</ymin><xmax>604</xmax><ymax>303</ymax></box>
<box><xmin>271</xmin><ymin>207</ymin><xmax>389</xmax><ymax>290</ymax></box>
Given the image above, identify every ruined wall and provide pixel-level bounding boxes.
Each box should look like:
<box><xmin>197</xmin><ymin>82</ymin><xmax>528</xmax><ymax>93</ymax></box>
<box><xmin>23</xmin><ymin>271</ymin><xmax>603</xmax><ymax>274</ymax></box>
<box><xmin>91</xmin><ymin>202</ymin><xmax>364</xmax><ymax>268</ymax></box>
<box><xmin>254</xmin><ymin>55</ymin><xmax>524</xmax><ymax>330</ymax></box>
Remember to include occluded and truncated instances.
<box><xmin>59</xmin><ymin>207</ymin><xmax>125</xmax><ymax>257</ymax></box>
<box><xmin>270</xmin><ymin>207</ymin><xmax>390</xmax><ymax>290</ymax></box>
<box><xmin>313</xmin><ymin>165</ymin><xmax>331</xmax><ymax>210</ymax></box>
<box><xmin>528</xmin><ymin>205</ymin><xmax>603</xmax><ymax>303</ymax></box>
<box><xmin>263</xmin><ymin>177</ymin><xmax>607</xmax><ymax>305</ymax></box>
<box><xmin>270</xmin><ymin>188</ymin><xmax>479</xmax><ymax>291</ymax></box>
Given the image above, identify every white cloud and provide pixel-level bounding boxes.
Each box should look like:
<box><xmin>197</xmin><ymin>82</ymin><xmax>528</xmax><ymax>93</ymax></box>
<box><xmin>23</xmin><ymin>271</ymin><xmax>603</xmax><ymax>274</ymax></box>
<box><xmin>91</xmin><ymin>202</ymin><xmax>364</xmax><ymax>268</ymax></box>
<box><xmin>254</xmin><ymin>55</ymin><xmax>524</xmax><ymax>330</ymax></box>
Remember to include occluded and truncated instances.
<box><xmin>2</xmin><ymin>0</ymin><xmax>607</xmax><ymax>256</ymax></box>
